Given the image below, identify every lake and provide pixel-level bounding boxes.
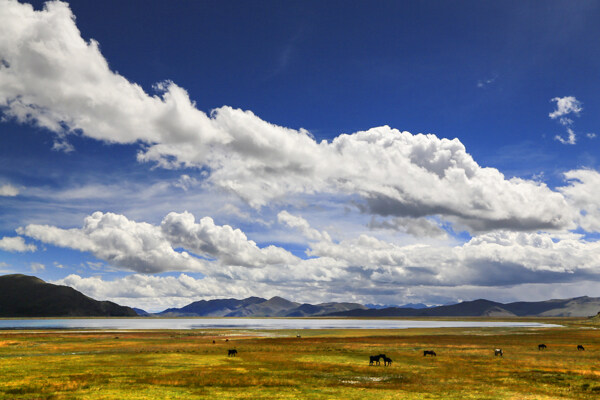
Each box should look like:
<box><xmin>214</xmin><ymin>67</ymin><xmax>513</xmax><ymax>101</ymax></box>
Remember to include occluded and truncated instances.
<box><xmin>0</xmin><ymin>318</ymin><xmax>560</xmax><ymax>330</ymax></box>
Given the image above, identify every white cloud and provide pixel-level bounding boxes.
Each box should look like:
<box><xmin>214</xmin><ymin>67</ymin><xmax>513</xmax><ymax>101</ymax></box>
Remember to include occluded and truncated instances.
<box><xmin>30</xmin><ymin>262</ymin><xmax>45</xmax><ymax>272</ymax></box>
<box><xmin>549</xmin><ymin>96</ymin><xmax>582</xmax><ymax>119</ymax></box>
<box><xmin>559</xmin><ymin>117</ymin><xmax>573</xmax><ymax>126</ymax></box>
<box><xmin>587</xmin><ymin>133</ymin><xmax>596</xmax><ymax>139</ymax></box>
<box><xmin>161</xmin><ymin>211</ymin><xmax>298</xmax><ymax>268</ymax></box>
<box><xmin>277</xmin><ymin>211</ymin><xmax>331</xmax><ymax>242</ymax></box>
<box><xmin>0</xmin><ymin>236</ymin><xmax>36</xmax><ymax>252</ymax></box>
<box><xmin>559</xmin><ymin>169</ymin><xmax>600</xmax><ymax>232</ymax></box>
<box><xmin>0</xmin><ymin>184</ymin><xmax>19</xmax><ymax>196</ymax></box>
<box><xmin>18</xmin><ymin>211</ymin><xmax>207</xmax><ymax>273</ymax></box>
<box><xmin>555</xmin><ymin>127</ymin><xmax>576</xmax><ymax>145</ymax></box>
<box><xmin>51</xmin><ymin>137</ymin><xmax>74</xmax><ymax>153</ymax></box>
<box><xmin>549</xmin><ymin>97</ymin><xmax>582</xmax><ymax>145</ymax></box>
<box><xmin>367</xmin><ymin>216</ymin><xmax>447</xmax><ymax>238</ymax></box>
<box><xmin>0</xmin><ymin>1</ymin><xmax>576</xmax><ymax>233</ymax></box>
<box><xmin>17</xmin><ymin>210</ymin><xmax>300</xmax><ymax>274</ymax></box>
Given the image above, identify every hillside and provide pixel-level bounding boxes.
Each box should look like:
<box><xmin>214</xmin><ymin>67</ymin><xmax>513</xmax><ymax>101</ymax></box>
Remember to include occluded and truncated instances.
<box><xmin>0</xmin><ymin>274</ymin><xmax>137</xmax><ymax>317</ymax></box>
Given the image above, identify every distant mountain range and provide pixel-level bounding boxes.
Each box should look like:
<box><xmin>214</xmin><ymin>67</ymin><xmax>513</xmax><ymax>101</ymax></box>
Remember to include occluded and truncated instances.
<box><xmin>327</xmin><ymin>297</ymin><xmax>600</xmax><ymax>318</ymax></box>
<box><xmin>1</xmin><ymin>274</ymin><xmax>600</xmax><ymax>318</ymax></box>
<box><xmin>151</xmin><ymin>296</ymin><xmax>600</xmax><ymax>318</ymax></box>
<box><xmin>366</xmin><ymin>303</ymin><xmax>430</xmax><ymax>310</ymax></box>
<box><xmin>0</xmin><ymin>274</ymin><xmax>136</xmax><ymax>317</ymax></box>
<box><xmin>157</xmin><ymin>296</ymin><xmax>367</xmax><ymax>317</ymax></box>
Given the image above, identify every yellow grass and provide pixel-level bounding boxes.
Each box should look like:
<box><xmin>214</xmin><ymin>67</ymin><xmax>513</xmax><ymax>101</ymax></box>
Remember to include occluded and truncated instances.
<box><xmin>0</xmin><ymin>320</ymin><xmax>599</xmax><ymax>399</ymax></box>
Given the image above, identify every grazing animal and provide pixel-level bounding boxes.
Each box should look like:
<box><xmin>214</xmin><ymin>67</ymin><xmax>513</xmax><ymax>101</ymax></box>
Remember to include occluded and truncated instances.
<box><xmin>228</xmin><ymin>349</ymin><xmax>237</xmax><ymax>357</ymax></box>
<box><xmin>494</xmin><ymin>348</ymin><xmax>503</xmax><ymax>357</ymax></box>
<box><xmin>383</xmin><ymin>356</ymin><xmax>393</xmax><ymax>366</ymax></box>
<box><xmin>577</xmin><ymin>345</ymin><xmax>585</xmax><ymax>351</ymax></box>
<box><xmin>212</xmin><ymin>340</ymin><xmax>215</xmax><ymax>344</ymax></box>
<box><xmin>296</xmin><ymin>334</ymin><xmax>301</xmax><ymax>338</ymax></box>
<box><xmin>538</xmin><ymin>344</ymin><xmax>547</xmax><ymax>350</ymax></box>
<box><xmin>369</xmin><ymin>354</ymin><xmax>386</xmax><ymax>365</ymax></box>
<box><xmin>423</xmin><ymin>350</ymin><xmax>436</xmax><ymax>357</ymax></box>
<box><xmin>225</xmin><ymin>339</ymin><xmax>229</xmax><ymax>342</ymax></box>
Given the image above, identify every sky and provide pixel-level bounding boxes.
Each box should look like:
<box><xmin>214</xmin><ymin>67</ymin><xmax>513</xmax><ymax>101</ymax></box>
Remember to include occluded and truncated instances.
<box><xmin>1</xmin><ymin>0</ymin><xmax>600</xmax><ymax>312</ymax></box>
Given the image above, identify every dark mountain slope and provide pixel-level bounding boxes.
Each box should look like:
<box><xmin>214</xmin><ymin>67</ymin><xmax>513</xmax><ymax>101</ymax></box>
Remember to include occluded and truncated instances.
<box><xmin>0</xmin><ymin>274</ymin><xmax>136</xmax><ymax>317</ymax></box>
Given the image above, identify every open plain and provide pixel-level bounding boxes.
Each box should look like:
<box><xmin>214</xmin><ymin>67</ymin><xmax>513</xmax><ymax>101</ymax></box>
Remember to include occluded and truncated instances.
<box><xmin>0</xmin><ymin>318</ymin><xmax>599</xmax><ymax>399</ymax></box>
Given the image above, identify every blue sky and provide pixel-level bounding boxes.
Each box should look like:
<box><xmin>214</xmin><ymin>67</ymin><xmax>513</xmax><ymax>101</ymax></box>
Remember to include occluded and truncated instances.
<box><xmin>1</xmin><ymin>0</ymin><xmax>599</xmax><ymax>311</ymax></box>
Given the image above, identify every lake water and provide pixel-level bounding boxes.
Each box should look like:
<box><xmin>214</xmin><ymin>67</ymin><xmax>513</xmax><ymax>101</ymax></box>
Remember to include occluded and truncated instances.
<box><xmin>0</xmin><ymin>318</ymin><xmax>560</xmax><ymax>330</ymax></box>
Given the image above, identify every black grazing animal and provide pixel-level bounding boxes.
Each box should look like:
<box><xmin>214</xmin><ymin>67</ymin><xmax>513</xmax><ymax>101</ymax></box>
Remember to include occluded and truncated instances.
<box><xmin>577</xmin><ymin>345</ymin><xmax>585</xmax><ymax>351</ymax></box>
<box><xmin>383</xmin><ymin>356</ymin><xmax>393</xmax><ymax>366</ymax></box>
<box><xmin>538</xmin><ymin>344</ymin><xmax>547</xmax><ymax>350</ymax></box>
<box><xmin>423</xmin><ymin>350</ymin><xmax>436</xmax><ymax>357</ymax></box>
<box><xmin>228</xmin><ymin>349</ymin><xmax>237</xmax><ymax>357</ymax></box>
<box><xmin>494</xmin><ymin>348</ymin><xmax>503</xmax><ymax>357</ymax></box>
<box><xmin>369</xmin><ymin>354</ymin><xmax>386</xmax><ymax>365</ymax></box>
<box><xmin>212</xmin><ymin>340</ymin><xmax>215</xmax><ymax>344</ymax></box>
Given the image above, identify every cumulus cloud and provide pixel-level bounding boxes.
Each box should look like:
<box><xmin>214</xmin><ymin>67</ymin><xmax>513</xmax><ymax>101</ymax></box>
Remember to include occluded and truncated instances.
<box><xmin>0</xmin><ymin>236</ymin><xmax>36</xmax><ymax>252</ymax></box>
<box><xmin>559</xmin><ymin>169</ymin><xmax>600</xmax><ymax>232</ymax></box>
<box><xmin>550</xmin><ymin>96</ymin><xmax>582</xmax><ymax>145</ymax></box>
<box><xmin>161</xmin><ymin>211</ymin><xmax>298</xmax><ymax>268</ymax></box>
<box><xmin>549</xmin><ymin>96</ymin><xmax>582</xmax><ymax>119</ymax></box>
<box><xmin>18</xmin><ymin>212</ymin><xmax>207</xmax><ymax>273</ymax></box>
<box><xmin>555</xmin><ymin>127</ymin><xmax>577</xmax><ymax>145</ymax></box>
<box><xmin>17</xmin><ymin>211</ymin><xmax>299</xmax><ymax>274</ymax></box>
<box><xmin>367</xmin><ymin>216</ymin><xmax>447</xmax><ymax>238</ymax></box>
<box><xmin>277</xmin><ymin>211</ymin><xmax>331</xmax><ymax>242</ymax></box>
<box><xmin>0</xmin><ymin>1</ymin><xmax>577</xmax><ymax>233</ymax></box>
<box><xmin>0</xmin><ymin>184</ymin><xmax>19</xmax><ymax>196</ymax></box>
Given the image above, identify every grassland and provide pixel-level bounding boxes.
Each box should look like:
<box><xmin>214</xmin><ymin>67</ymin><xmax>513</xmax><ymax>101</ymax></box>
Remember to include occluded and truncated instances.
<box><xmin>1</xmin><ymin>319</ymin><xmax>599</xmax><ymax>399</ymax></box>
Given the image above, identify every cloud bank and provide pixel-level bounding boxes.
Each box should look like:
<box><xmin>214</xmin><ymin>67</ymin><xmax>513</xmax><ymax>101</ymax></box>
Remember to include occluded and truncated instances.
<box><xmin>0</xmin><ymin>0</ymin><xmax>577</xmax><ymax>234</ymax></box>
<box><xmin>18</xmin><ymin>211</ymin><xmax>600</xmax><ymax>306</ymax></box>
<box><xmin>2</xmin><ymin>1</ymin><xmax>600</xmax><ymax>307</ymax></box>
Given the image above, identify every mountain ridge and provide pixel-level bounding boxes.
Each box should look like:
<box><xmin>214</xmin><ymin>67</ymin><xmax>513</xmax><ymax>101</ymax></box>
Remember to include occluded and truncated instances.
<box><xmin>0</xmin><ymin>274</ymin><xmax>137</xmax><ymax>317</ymax></box>
<box><xmin>155</xmin><ymin>296</ymin><xmax>367</xmax><ymax>317</ymax></box>
<box><xmin>150</xmin><ymin>295</ymin><xmax>600</xmax><ymax>318</ymax></box>
<box><xmin>326</xmin><ymin>297</ymin><xmax>600</xmax><ymax>318</ymax></box>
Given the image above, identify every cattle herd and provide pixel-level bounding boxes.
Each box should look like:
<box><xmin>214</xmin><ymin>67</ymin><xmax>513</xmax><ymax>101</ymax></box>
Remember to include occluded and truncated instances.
<box><xmin>366</xmin><ymin>343</ymin><xmax>587</xmax><ymax>365</ymax></box>
<box><xmin>217</xmin><ymin>339</ymin><xmax>588</xmax><ymax>363</ymax></box>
